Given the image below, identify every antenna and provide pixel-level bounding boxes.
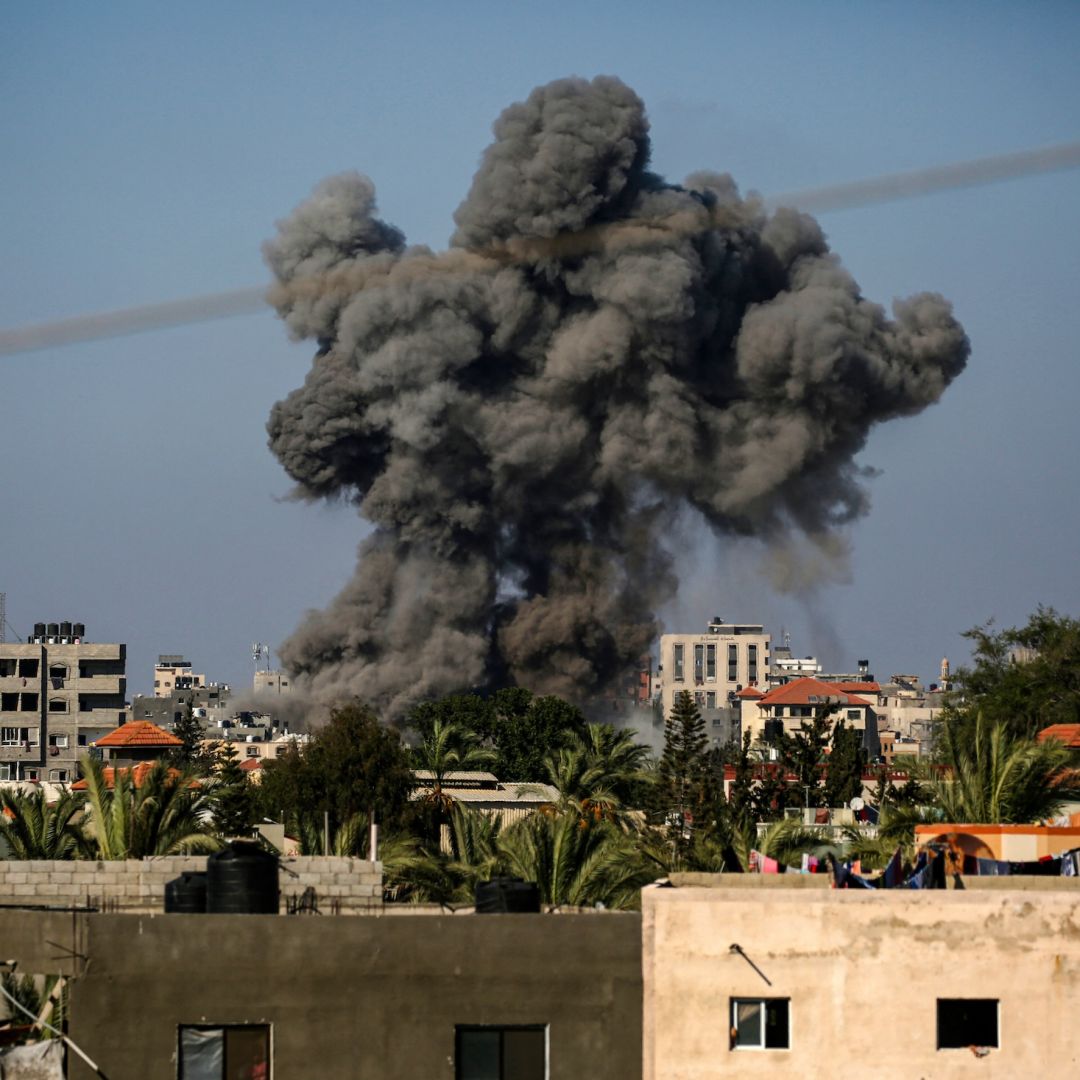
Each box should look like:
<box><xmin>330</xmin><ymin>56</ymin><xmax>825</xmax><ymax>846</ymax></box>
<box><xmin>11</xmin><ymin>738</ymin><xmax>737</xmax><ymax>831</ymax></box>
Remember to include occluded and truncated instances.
<box><xmin>0</xmin><ymin>593</ymin><xmax>16</xmax><ymax>644</ymax></box>
<box><xmin>252</xmin><ymin>642</ymin><xmax>271</xmax><ymax>672</ymax></box>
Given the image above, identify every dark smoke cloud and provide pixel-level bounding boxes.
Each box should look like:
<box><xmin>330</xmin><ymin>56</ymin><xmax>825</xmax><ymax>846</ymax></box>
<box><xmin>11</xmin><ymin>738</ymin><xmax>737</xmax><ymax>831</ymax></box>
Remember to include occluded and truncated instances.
<box><xmin>265</xmin><ymin>75</ymin><xmax>969</xmax><ymax>722</ymax></box>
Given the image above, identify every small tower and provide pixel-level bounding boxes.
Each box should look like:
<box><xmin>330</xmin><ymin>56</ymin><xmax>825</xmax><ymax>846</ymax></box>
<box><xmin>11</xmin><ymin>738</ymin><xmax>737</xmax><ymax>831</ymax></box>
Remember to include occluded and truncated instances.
<box><xmin>940</xmin><ymin>656</ymin><xmax>950</xmax><ymax>691</ymax></box>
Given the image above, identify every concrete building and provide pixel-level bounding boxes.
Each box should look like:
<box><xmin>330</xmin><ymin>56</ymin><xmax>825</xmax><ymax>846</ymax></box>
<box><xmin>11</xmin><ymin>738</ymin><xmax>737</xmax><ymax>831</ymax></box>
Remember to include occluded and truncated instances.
<box><xmin>4</xmin><ymin>908</ymin><xmax>641</xmax><ymax>1080</ymax></box>
<box><xmin>152</xmin><ymin>654</ymin><xmax>207</xmax><ymax>697</ymax></box>
<box><xmin>130</xmin><ymin>680</ymin><xmax>232</xmax><ymax>730</ymax></box>
<box><xmin>0</xmin><ymin>621</ymin><xmax>126</xmax><ymax>784</ymax></box>
<box><xmin>92</xmin><ymin>719</ymin><xmax>182</xmax><ymax>768</ymax></box>
<box><xmin>658</xmin><ymin>617</ymin><xmax>770</xmax><ymax>743</ymax></box>
<box><xmin>743</xmin><ymin>676</ymin><xmax>881</xmax><ymax>757</ymax></box>
<box><xmin>253</xmin><ymin>669</ymin><xmax>291</xmax><ymax>695</ymax></box>
<box><xmin>642</xmin><ymin>875</ymin><xmax>1080</xmax><ymax>1078</ymax></box>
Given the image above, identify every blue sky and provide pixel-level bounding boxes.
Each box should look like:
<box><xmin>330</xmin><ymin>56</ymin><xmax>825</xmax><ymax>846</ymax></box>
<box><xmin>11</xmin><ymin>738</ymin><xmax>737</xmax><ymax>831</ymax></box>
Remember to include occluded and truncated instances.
<box><xmin>2</xmin><ymin>1</ymin><xmax>1078</xmax><ymax>697</ymax></box>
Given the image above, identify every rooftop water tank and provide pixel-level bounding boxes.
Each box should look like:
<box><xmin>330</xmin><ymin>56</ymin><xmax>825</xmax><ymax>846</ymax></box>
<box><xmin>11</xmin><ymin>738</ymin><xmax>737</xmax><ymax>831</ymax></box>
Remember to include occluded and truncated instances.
<box><xmin>165</xmin><ymin>871</ymin><xmax>208</xmax><ymax>914</ymax></box>
<box><xmin>475</xmin><ymin>877</ymin><xmax>541</xmax><ymax>914</ymax></box>
<box><xmin>207</xmin><ymin>840</ymin><xmax>279</xmax><ymax>914</ymax></box>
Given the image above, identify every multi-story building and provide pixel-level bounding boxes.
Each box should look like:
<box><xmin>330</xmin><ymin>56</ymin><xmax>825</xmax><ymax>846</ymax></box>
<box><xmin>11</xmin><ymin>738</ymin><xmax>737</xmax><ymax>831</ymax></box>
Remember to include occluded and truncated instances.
<box><xmin>658</xmin><ymin>617</ymin><xmax>771</xmax><ymax>743</ymax></box>
<box><xmin>0</xmin><ymin>620</ymin><xmax>126</xmax><ymax>784</ymax></box>
<box><xmin>153</xmin><ymin>655</ymin><xmax>207</xmax><ymax>697</ymax></box>
<box><xmin>254</xmin><ymin>669</ymin><xmax>292</xmax><ymax>696</ymax></box>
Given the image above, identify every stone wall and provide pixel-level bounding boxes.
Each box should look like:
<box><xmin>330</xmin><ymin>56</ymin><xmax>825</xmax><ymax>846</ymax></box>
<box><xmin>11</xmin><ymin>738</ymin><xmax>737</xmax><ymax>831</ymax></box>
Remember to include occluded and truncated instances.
<box><xmin>0</xmin><ymin>855</ymin><xmax>381</xmax><ymax>914</ymax></box>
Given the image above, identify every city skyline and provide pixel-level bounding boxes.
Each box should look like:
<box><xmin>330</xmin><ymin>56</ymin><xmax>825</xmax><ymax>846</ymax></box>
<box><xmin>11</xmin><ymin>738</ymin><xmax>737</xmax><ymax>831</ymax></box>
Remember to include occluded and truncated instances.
<box><xmin>3</xmin><ymin>3</ymin><xmax>1078</xmax><ymax>700</ymax></box>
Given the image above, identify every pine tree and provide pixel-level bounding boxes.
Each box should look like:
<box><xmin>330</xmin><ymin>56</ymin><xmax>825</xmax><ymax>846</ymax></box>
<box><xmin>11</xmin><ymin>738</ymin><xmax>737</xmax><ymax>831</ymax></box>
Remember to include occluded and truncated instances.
<box><xmin>656</xmin><ymin>691</ymin><xmax>708</xmax><ymax>845</ymax></box>
<box><xmin>212</xmin><ymin>743</ymin><xmax>254</xmax><ymax>839</ymax></box>
<box><xmin>823</xmin><ymin>720</ymin><xmax>866</xmax><ymax>809</ymax></box>
<box><xmin>169</xmin><ymin>701</ymin><xmax>209</xmax><ymax>773</ymax></box>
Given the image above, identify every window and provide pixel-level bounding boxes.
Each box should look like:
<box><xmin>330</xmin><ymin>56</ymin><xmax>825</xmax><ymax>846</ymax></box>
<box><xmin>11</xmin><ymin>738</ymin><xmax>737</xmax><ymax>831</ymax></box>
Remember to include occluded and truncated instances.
<box><xmin>275</xmin><ymin>745</ymin><xmax>287</xmax><ymax>757</ymax></box>
<box><xmin>20</xmin><ymin>694</ymin><xmax>38</xmax><ymax>712</ymax></box>
<box><xmin>673</xmin><ymin>644</ymin><xmax>684</xmax><ymax>681</ymax></box>
<box><xmin>26</xmin><ymin>769</ymin><xmax>38</xmax><ymax>781</ymax></box>
<box><xmin>246</xmin><ymin>746</ymin><xmax>260</xmax><ymax>758</ymax></box>
<box><xmin>179</xmin><ymin>1024</ymin><xmax>271</xmax><ymax>1079</ymax></box>
<box><xmin>18</xmin><ymin>659</ymin><xmax>38</xmax><ymax>679</ymax></box>
<box><xmin>748</xmin><ymin>644</ymin><xmax>758</xmax><ymax>684</ymax></box>
<box><xmin>694</xmin><ymin>644</ymin><xmax>704</xmax><ymax>683</ymax></box>
<box><xmin>694</xmin><ymin>691</ymin><xmax>705</xmax><ymax>709</ymax></box>
<box><xmin>1</xmin><ymin>727</ymin><xmax>29</xmax><ymax>746</ymax></box>
<box><xmin>706</xmin><ymin>643</ymin><xmax>716</xmax><ymax>680</ymax></box>
<box><xmin>728</xmin><ymin>644</ymin><xmax>738</xmax><ymax>682</ymax></box>
<box><xmin>48</xmin><ymin>769</ymin><xmax>69</xmax><ymax>783</ymax></box>
<box><xmin>846</xmin><ymin>709</ymin><xmax>860</xmax><ymax>721</ymax></box>
<box><xmin>49</xmin><ymin>698</ymin><xmax>68</xmax><ymax>712</ymax></box>
<box><xmin>937</xmin><ymin>999</ymin><xmax>998</xmax><ymax>1050</ymax></box>
<box><xmin>49</xmin><ymin>733</ymin><xmax>69</xmax><ymax>748</ymax></box>
<box><xmin>731</xmin><ymin>998</ymin><xmax>789</xmax><ymax>1050</ymax></box>
<box><xmin>456</xmin><ymin>1026</ymin><xmax>546</xmax><ymax>1080</ymax></box>
<box><xmin>706</xmin><ymin>691</ymin><xmax>716</xmax><ymax>709</ymax></box>
<box><xmin>49</xmin><ymin>664</ymin><xmax>67</xmax><ymax>680</ymax></box>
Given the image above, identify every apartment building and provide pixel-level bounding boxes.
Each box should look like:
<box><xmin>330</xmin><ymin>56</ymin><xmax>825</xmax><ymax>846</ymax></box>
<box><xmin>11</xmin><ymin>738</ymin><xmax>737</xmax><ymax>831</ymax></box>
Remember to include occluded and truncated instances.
<box><xmin>153</xmin><ymin>654</ymin><xmax>207</xmax><ymax>697</ymax></box>
<box><xmin>0</xmin><ymin>621</ymin><xmax>127</xmax><ymax>783</ymax></box>
<box><xmin>658</xmin><ymin>618</ymin><xmax>770</xmax><ymax>740</ymax></box>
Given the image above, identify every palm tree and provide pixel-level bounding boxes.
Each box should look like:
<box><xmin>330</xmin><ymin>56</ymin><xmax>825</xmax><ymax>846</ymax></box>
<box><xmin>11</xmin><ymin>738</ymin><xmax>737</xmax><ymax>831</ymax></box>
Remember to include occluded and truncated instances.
<box><xmin>544</xmin><ymin>724</ymin><xmax>649</xmax><ymax>826</ymax></box>
<box><xmin>496</xmin><ymin>811</ymin><xmax>651</xmax><ymax>910</ymax></box>
<box><xmin>412</xmin><ymin>719</ymin><xmax>496</xmax><ymax>813</ymax></box>
<box><xmin>79</xmin><ymin>756</ymin><xmax>220</xmax><ymax>859</ymax></box>
<box><xmin>0</xmin><ymin>787</ymin><xmax>89</xmax><ymax>860</ymax></box>
<box><xmin>919</xmin><ymin>712</ymin><xmax>1078</xmax><ymax>823</ymax></box>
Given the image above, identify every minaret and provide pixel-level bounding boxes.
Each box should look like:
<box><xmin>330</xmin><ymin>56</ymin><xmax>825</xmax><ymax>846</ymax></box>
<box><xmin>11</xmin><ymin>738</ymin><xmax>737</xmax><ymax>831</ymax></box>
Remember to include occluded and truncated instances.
<box><xmin>940</xmin><ymin>656</ymin><xmax>950</xmax><ymax>691</ymax></box>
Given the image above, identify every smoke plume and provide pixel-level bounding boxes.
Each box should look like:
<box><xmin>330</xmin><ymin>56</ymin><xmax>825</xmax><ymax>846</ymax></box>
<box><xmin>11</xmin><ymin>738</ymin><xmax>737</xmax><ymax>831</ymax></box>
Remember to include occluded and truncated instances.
<box><xmin>265</xmin><ymin>75</ymin><xmax>968</xmax><ymax>721</ymax></box>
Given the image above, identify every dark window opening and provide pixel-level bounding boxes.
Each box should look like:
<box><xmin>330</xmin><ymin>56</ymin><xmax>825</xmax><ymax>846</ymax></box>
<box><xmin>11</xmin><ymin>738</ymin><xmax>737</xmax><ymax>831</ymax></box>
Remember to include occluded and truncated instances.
<box><xmin>456</xmin><ymin>1025</ymin><xmax>546</xmax><ymax>1080</ymax></box>
<box><xmin>673</xmin><ymin>644</ymin><xmax>684</xmax><ymax>681</ymax></box>
<box><xmin>0</xmin><ymin>660</ymin><xmax>16</xmax><ymax>677</ymax></box>
<box><xmin>179</xmin><ymin>1023</ymin><xmax>271</xmax><ymax>1079</ymax></box>
<box><xmin>49</xmin><ymin>699</ymin><xmax>67</xmax><ymax>713</ymax></box>
<box><xmin>937</xmin><ymin>999</ymin><xmax>998</xmax><ymax>1050</ymax></box>
<box><xmin>1</xmin><ymin>693</ymin><xmax>18</xmax><ymax>712</ymax></box>
<box><xmin>18</xmin><ymin>659</ymin><xmax>38</xmax><ymax>679</ymax></box>
<box><xmin>20</xmin><ymin>694</ymin><xmax>38</xmax><ymax>713</ymax></box>
<box><xmin>728</xmin><ymin>644</ymin><xmax>738</xmax><ymax>682</ymax></box>
<box><xmin>731</xmin><ymin>998</ymin><xmax>789</xmax><ymax>1050</ymax></box>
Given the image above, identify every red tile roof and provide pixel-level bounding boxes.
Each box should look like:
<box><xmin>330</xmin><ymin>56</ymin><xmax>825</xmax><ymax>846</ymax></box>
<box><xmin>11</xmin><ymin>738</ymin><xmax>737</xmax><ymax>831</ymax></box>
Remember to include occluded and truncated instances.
<box><xmin>832</xmin><ymin>681</ymin><xmax>881</xmax><ymax>695</ymax></box>
<box><xmin>735</xmin><ymin>686</ymin><xmax>765</xmax><ymax>699</ymax></box>
<box><xmin>71</xmin><ymin>762</ymin><xmax>195</xmax><ymax>789</ymax></box>
<box><xmin>757</xmin><ymin>677</ymin><xmax>872</xmax><ymax>708</ymax></box>
<box><xmin>239</xmin><ymin>758</ymin><xmax>263</xmax><ymax>771</ymax></box>
<box><xmin>93</xmin><ymin>720</ymin><xmax>183</xmax><ymax>748</ymax></box>
<box><xmin>1037</xmin><ymin>724</ymin><xmax>1080</xmax><ymax>749</ymax></box>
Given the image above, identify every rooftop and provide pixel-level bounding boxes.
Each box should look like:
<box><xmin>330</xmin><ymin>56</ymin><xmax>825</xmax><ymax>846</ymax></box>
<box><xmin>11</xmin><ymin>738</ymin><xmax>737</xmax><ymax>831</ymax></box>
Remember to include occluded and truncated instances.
<box><xmin>757</xmin><ymin>677</ymin><xmax>872</xmax><ymax>708</ymax></box>
<box><xmin>94</xmin><ymin>720</ymin><xmax>183</xmax><ymax>748</ymax></box>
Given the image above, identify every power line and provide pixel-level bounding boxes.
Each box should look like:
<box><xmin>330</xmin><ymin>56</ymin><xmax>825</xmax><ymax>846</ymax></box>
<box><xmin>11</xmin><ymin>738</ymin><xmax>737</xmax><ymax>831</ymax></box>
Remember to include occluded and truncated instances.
<box><xmin>1</xmin><ymin>140</ymin><xmax>1077</xmax><ymax>359</ymax></box>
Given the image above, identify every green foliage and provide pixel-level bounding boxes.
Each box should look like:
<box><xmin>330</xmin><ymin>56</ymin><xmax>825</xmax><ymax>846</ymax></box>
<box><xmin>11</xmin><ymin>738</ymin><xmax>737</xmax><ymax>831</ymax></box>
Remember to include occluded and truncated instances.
<box><xmin>0</xmin><ymin>971</ymin><xmax>68</xmax><ymax>1041</ymax></box>
<box><xmin>916</xmin><ymin>711</ymin><xmax>1078</xmax><ymax>824</ymax></box>
<box><xmin>772</xmin><ymin>714</ymin><xmax>830</xmax><ymax>808</ymax></box>
<box><xmin>822</xmin><ymin>721</ymin><xmax>867</xmax><ymax>809</ymax></box>
<box><xmin>407</xmin><ymin>689</ymin><xmax>588</xmax><ymax>782</ymax></box>
<box><xmin>211</xmin><ymin>743</ymin><xmax>254</xmax><ymax>839</ymax></box>
<box><xmin>167</xmin><ymin>701</ymin><xmax>212</xmax><ymax>774</ymax></box>
<box><xmin>655</xmin><ymin>690</ymin><xmax>708</xmax><ymax>842</ymax></box>
<box><xmin>543</xmin><ymin>723</ymin><xmax>649</xmax><ymax>826</ymax></box>
<box><xmin>497</xmin><ymin>811</ymin><xmax>652</xmax><ymax>910</ymax></box>
<box><xmin>411</xmin><ymin>717</ymin><xmax>496</xmax><ymax>809</ymax></box>
<box><xmin>0</xmin><ymin>787</ymin><xmax>88</xmax><ymax>860</ymax></box>
<box><xmin>79</xmin><ymin>756</ymin><xmax>220</xmax><ymax>859</ymax></box>
<box><xmin>948</xmin><ymin>606</ymin><xmax>1080</xmax><ymax>740</ymax></box>
<box><xmin>256</xmin><ymin>702</ymin><xmax>413</xmax><ymax>838</ymax></box>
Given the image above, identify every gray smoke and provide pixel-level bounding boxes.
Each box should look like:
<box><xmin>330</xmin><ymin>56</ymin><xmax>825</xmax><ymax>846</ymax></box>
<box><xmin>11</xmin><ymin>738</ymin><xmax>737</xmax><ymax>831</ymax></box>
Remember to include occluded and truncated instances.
<box><xmin>265</xmin><ymin>75</ymin><xmax>969</xmax><ymax>721</ymax></box>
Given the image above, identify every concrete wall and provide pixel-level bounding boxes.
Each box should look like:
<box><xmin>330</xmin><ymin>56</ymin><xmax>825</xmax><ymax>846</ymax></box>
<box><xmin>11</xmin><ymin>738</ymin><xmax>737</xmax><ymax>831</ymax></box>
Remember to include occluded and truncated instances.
<box><xmin>642</xmin><ymin>880</ymin><xmax>1080</xmax><ymax>1079</ymax></box>
<box><xmin>2</xmin><ymin>910</ymin><xmax>642</xmax><ymax>1080</ymax></box>
<box><xmin>0</xmin><ymin>856</ymin><xmax>381</xmax><ymax>914</ymax></box>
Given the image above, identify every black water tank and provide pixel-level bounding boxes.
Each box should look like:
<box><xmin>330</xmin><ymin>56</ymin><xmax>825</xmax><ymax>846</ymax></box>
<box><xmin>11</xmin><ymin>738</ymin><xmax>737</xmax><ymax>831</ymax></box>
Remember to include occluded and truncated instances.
<box><xmin>73</xmin><ymin>622</ymin><xmax>86</xmax><ymax>639</ymax></box>
<box><xmin>165</xmin><ymin>870</ymin><xmax>207</xmax><ymax>913</ymax></box>
<box><xmin>46</xmin><ymin>623</ymin><xmax>59</xmax><ymax>637</ymax></box>
<box><xmin>207</xmin><ymin>841</ymin><xmax>279</xmax><ymax>914</ymax></box>
<box><xmin>60</xmin><ymin>621</ymin><xmax>72</xmax><ymax>638</ymax></box>
<box><xmin>475</xmin><ymin>877</ymin><xmax>541</xmax><ymax>914</ymax></box>
<box><xmin>33</xmin><ymin>623</ymin><xmax>46</xmax><ymax>638</ymax></box>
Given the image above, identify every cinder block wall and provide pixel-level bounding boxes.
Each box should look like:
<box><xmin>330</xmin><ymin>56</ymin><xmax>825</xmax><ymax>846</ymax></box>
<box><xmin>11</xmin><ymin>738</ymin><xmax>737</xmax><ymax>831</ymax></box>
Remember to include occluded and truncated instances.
<box><xmin>0</xmin><ymin>856</ymin><xmax>382</xmax><ymax>914</ymax></box>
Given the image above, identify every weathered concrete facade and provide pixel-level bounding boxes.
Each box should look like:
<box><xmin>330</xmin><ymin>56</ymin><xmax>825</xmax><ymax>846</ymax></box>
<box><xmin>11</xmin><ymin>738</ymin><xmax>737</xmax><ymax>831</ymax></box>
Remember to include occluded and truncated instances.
<box><xmin>3</xmin><ymin>909</ymin><xmax>642</xmax><ymax>1080</ymax></box>
<box><xmin>0</xmin><ymin>634</ymin><xmax>127</xmax><ymax>782</ymax></box>
<box><xmin>642</xmin><ymin>879</ymin><xmax>1080</xmax><ymax>1079</ymax></box>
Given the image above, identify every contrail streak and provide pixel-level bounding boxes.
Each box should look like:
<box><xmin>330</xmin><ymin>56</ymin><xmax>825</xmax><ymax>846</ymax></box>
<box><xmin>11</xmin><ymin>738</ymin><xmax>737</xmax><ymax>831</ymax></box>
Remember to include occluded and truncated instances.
<box><xmin>1</xmin><ymin>140</ymin><xmax>1077</xmax><ymax>358</ymax></box>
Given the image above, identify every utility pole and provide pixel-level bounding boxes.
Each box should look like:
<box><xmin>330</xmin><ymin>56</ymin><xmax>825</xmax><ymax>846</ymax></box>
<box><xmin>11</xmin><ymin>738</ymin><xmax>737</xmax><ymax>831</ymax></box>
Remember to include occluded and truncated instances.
<box><xmin>0</xmin><ymin>592</ymin><xmax>5</xmax><ymax>643</ymax></box>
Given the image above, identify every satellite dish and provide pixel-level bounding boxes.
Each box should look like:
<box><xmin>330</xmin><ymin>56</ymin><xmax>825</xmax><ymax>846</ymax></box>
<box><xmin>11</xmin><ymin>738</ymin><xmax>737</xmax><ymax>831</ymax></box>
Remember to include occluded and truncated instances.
<box><xmin>850</xmin><ymin>797</ymin><xmax>865</xmax><ymax>811</ymax></box>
